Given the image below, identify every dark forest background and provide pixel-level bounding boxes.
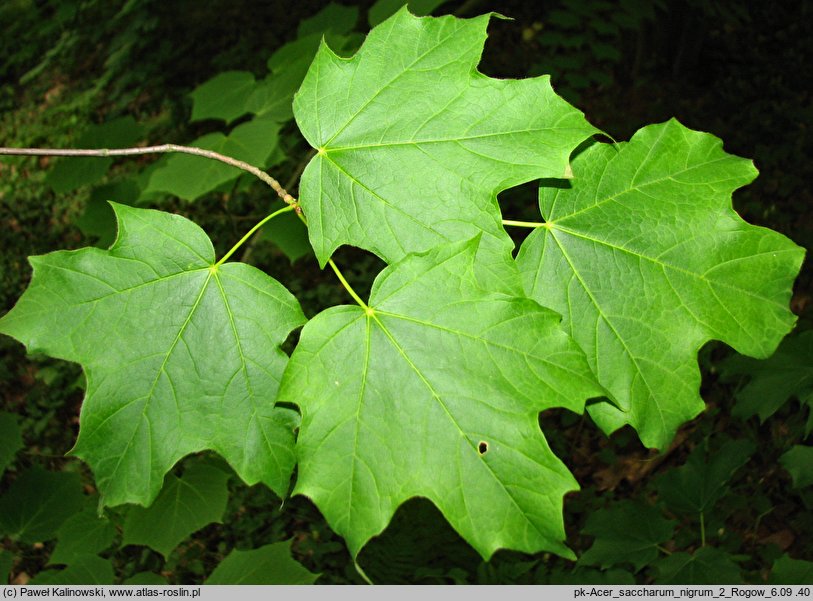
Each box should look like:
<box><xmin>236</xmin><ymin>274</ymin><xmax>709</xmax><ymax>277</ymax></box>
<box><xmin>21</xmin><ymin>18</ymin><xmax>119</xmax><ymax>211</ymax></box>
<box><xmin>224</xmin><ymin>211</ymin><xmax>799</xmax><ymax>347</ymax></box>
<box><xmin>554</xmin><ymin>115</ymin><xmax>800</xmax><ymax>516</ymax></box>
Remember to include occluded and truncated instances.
<box><xmin>0</xmin><ymin>0</ymin><xmax>811</xmax><ymax>585</ymax></box>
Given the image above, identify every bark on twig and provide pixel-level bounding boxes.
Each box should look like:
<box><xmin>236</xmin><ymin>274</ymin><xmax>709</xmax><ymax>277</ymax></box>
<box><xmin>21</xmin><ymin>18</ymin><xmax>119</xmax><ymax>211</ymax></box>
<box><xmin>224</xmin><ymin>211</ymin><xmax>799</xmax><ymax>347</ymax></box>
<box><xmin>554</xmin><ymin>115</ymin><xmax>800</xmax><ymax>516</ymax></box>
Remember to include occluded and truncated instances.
<box><xmin>0</xmin><ymin>144</ymin><xmax>297</xmax><ymax>206</ymax></box>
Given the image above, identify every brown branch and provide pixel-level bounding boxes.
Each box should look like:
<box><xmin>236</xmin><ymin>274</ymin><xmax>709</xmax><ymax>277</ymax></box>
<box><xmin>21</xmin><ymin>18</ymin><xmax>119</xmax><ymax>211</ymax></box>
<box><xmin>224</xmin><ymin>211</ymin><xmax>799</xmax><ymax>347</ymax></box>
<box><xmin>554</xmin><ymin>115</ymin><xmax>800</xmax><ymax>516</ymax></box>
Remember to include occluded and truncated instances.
<box><xmin>0</xmin><ymin>144</ymin><xmax>297</xmax><ymax>206</ymax></box>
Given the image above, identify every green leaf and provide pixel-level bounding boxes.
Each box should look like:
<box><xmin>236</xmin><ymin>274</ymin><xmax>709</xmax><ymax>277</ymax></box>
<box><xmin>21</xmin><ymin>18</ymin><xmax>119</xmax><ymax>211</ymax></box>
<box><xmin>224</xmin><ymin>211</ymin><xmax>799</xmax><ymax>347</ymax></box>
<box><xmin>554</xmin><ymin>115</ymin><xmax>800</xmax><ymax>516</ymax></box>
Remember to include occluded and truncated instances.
<box><xmin>248</xmin><ymin>46</ymin><xmax>316</xmax><ymax>122</ymax></box>
<box><xmin>46</xmin><ymin>116</ymin><xmax>145</xmax><ymax>193</ymax></box>
<box><xmin>279</xmin><ymin>238</ymin><xmax>602</xmax><ymax>559</ymax></box>
<box><xmin>31</xmin><ymin>555</ymin><xmax>114</xmax><ymax>585</ymax></box>
<box><xmin>205</xmin><ymin>540</ymin><xmax>318</xmax><ymax>584</ymax></box>
<box><xmin>0</xmin><ymin>411</ymin><xmax>22</xmax><ymax>475</ymax></box>
<box><xmin>124</xmin><ymin>572</ymin><xmax>168</xmax><ymax>585</ymax></box>
<box><xmin>593</xmin><ymin>42</ymin><xmax>622</xmax><ymax>62</ymax></box>
<box><xmin>248</xmin><ymin>33</ymin><xmax>357</xmax><ymax>122</ymax></box>
<box><xmin>368</xmin><ymin>0</ymin><xmax>449</xmax><ymax>27</ymax></box>
<box><xmin>578</xmin><ymin>501</ymin><xmax>676</xmax><ymax>571</ymax></box>
<box><xmin>267</xmin><ymin>34</ymin><xmax>323</xmax><ymax>74</ymax></box>
<box><xmin>50</xmin><ymin>506</ymin><xmax>116</xmax><ymax>565</ymax></box>
<box><xmin>82</xmin><ymin>116</ymin><xmax>145</xmax><ymax>148</ymax></box>
<box><xmin>780</xmin><ymin>445</ymin><xmax>813</xmax><ymax>489</ymax></box>
<box><xmin>547</xmin><ymin>566</ymin><xmax>635</xmax><ymax>585</ymax></box>
<box><xmin>252</xmin><ymin>2</ymin><xmax>358</xmax><ymax>122</ymax></box>
<box><xmin>293</xmin><ymin>9</ymin><xmax>597</xmax><ymax>268</ymax></box>
<box><xmin>770</xmin><ymin>554</ymin><xmax>813</xmax><ymax>584</ymax></box>
<box><xmin>653</xmin><ymin>547</ymin><xmax>742</xmax><ymax>584</ymax></box>
<box><xmin>0</xmin><ymin>467</ymin><xmax>84</xmax><ymax>543</ymax></box>
<box><xmin>249</xmin><ymin>32</ymin><xmax>363</xmax><ymax>122</ymax></box>
<box><xmin>0</xmin><ymin>550</ymin><xmax>12</xmax><ymax>585</ymax></box>
<box><xmin>259</xmin><ymin>201</ymin><xmax>313</xmax><ymax>263</ymax></box>
<box><xmin>0</xmin><ymin>204</ymin><xmax>306</xmax><ymax>507</ymax></box>
<box><xmin>189</xmin><ymin>71</ymin><xmax>256</xmax><ymax>124</ymax></box>
<box><xmin>724</xmin><ymin>331</ymin><xmax>813</xmax><ymax>436</ymax></box>
<box><xmin>516</xmin><ymin>120</ymin><xmax>804</xmax><ymax>448</ymax></box>
<box><xmin>143</xmin><ymin>117</ymin><xmax>281</xmax><ymax>201</ymax></box>
<box><xmin>297</xmin><ymin>2</ymin><xmax>358</xmax><ymax>37</ymax></box>
<box><xmin>656</xmin><ymin>439</ymin><xmax>755</xmax><ymax>514</ymax></box>
<box><xmin>122</xmin><ymin>463</ymin><xmax>230</xmax><ymax>558</ymax></box>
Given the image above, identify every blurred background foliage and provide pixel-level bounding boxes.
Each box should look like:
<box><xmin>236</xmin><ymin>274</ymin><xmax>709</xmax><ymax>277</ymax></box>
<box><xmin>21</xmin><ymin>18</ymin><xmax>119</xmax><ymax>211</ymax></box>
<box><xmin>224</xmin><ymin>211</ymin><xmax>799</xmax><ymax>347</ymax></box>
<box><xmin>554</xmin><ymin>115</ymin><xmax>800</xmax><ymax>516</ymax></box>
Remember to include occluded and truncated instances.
<box><xmin>0</xmin><ymin>0</ymin><xmax>811</xmax><ymax>585</ymax></box>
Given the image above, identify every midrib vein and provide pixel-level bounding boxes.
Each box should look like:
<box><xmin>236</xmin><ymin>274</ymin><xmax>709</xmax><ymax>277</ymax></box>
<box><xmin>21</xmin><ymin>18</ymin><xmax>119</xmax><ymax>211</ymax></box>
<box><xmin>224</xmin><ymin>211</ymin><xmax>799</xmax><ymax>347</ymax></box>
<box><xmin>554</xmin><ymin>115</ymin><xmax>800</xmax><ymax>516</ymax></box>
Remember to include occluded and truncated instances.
<box><xmin>369</xmin><ymin>312</ymin><xmax>551</xmax><ymax>538</ymax></box>
<box><xmin>551</xmin><ymin>224</ymin><xmax>787</xmax><ymax>308</ymax></box>
<box><xmin>97</xmin><ymin>271</ymin><xmax>214</xmax><ymax>494</ymax></box>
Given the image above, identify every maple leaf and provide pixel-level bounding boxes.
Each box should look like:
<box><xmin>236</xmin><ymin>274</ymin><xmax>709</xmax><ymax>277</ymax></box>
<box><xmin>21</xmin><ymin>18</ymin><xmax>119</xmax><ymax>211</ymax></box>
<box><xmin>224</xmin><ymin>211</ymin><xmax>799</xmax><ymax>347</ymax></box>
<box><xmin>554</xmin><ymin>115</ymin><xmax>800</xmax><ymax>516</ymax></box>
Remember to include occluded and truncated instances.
<box><xmin>0</xmin><ymin>204</ymin><xmax>305</xmax><ymax>507</ymax></box>
<box><xmin>516</xmin><ymin>119</ymin><xmax>804</xmax><ymax>448</ymax></box>
<box><xmin>293</xmin><ymin>8</ymin><xmax>597</xmax><ymax>268</ymax></box>
<box><xmin>578</xmin><ymin>501</ymin><xmax>677</xmax><ymax>572</ymax></box>
<box><xmin>206</xmin><ymin>540</ymin><xmax>319</xmax><ymax>584</ymax></box>
<box><xmin>279</xmin><ymin>237</ymin><xmax>602</xmax><ymax>559</ymax></box>
<box><xmin>143</xmin><ymin>117</ymin><xmax>281</xmax><ymax>202</ymax></box>
<box><xmin>654</xmin><ymin>547</ymin><xmax>742</xmax><ymax>584</ymax></box>
<box><xmin>122</xmin><ymin>462</ymin><xmax>230</xmax><ymax>557</ymax></box>
<box><xmin>189</xmin><ymin>71</ymin><xmax>256</xmax><ymax>124</ymax></box>
<box><xmin>724</xmin><ymin>330</ymin><xmax>813</xmax><ymax>435</ymax></box>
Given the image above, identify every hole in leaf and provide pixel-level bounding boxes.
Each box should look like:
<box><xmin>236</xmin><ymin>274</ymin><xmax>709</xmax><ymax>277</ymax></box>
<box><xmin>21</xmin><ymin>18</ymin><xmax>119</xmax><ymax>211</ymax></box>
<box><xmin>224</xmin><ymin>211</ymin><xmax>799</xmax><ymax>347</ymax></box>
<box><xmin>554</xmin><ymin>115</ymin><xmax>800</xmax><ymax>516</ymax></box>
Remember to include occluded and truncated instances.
<box><xmin>478</xmin><ymin>441</ymin><xmax>488</xmax><ymax>455</ymax></box>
